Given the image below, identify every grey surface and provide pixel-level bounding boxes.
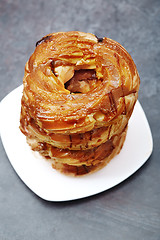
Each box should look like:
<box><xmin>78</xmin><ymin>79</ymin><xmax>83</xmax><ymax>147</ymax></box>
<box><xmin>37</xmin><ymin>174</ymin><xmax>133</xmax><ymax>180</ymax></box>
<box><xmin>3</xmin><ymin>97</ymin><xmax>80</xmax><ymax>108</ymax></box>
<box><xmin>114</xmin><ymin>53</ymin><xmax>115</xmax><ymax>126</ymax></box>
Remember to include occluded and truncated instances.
<box><xmin>0</xmin><ymin>0</ymin><xmax>160</xmax><ymax>239</ymax></box>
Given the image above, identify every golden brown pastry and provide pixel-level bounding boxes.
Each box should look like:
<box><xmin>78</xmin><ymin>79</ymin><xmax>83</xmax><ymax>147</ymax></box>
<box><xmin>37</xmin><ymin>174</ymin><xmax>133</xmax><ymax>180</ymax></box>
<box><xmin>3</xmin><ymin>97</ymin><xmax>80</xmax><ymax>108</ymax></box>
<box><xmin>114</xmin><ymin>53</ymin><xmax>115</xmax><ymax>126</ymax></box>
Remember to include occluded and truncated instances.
<box><xmin>20</xmin><ymin>31</ymin><xmax>140</xmax><ymax>175</ymax></box>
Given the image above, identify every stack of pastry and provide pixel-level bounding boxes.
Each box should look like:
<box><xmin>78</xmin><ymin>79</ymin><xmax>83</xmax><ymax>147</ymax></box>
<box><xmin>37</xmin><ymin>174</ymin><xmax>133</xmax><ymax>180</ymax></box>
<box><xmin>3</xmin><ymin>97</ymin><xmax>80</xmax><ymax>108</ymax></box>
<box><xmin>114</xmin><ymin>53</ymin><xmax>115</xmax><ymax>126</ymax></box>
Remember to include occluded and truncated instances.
<box><xmin>20</xmin><ymin>31</ymin><xmax>140</xmax><ymax>175</ymax></box>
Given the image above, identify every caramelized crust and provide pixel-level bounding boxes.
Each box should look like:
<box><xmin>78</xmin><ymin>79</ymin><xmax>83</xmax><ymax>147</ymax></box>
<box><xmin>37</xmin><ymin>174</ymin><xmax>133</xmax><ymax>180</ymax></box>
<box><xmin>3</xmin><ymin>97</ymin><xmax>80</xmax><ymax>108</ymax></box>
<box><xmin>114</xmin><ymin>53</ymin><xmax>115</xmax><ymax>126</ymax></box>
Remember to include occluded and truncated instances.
<box><xmin>20</xmin><ymin>31</ymin><xmax>140</xmax><ymax>175</ymax></box>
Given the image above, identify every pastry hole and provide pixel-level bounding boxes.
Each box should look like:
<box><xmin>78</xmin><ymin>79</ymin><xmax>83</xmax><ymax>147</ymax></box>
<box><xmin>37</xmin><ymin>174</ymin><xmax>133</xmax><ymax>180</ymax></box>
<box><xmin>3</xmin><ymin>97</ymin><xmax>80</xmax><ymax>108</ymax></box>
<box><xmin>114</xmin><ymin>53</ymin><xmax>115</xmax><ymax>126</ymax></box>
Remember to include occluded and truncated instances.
<box><xmin>64</xmin><ymin>69</ymin><xmax>98</xmax><ymax>94</ymax></box>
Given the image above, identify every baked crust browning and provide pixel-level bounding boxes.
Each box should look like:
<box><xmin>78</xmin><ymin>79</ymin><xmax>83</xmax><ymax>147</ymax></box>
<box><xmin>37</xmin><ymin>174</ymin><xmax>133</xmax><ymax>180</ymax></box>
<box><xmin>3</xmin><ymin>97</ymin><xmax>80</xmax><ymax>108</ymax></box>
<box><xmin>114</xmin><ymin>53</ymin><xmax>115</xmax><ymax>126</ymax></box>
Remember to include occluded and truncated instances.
<box><xmin>20</xmin><ymin>31</ymin><xmax>140</xmax><ymax>175</ymax></box>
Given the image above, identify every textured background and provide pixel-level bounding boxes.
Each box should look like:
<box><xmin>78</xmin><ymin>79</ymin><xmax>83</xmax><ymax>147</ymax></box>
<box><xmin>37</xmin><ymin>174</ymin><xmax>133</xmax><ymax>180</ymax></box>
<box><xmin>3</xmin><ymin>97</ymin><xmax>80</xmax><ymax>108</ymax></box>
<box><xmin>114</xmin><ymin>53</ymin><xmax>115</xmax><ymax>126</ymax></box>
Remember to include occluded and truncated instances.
<box><xmin>0</xmin><ymin>0</ymin><xmax>160</xmax><ymax>239</ymax></box>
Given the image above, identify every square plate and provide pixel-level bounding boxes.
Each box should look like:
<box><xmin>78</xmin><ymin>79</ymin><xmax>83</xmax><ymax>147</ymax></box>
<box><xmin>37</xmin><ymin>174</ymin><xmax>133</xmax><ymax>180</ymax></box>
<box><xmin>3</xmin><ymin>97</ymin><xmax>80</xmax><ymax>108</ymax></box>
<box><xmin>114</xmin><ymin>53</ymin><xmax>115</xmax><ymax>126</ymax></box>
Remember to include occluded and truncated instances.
<box><xmin>0</xmin><ymin>85</ymin><xmax>153</xmax><ymax>201</ymax></box>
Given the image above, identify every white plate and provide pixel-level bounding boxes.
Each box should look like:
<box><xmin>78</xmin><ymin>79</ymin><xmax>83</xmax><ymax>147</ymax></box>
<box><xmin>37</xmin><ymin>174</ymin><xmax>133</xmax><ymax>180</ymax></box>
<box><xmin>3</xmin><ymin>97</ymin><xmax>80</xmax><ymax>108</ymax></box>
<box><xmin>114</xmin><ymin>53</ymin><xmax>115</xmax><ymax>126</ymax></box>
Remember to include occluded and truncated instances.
<box><xmin>0</xmin><ymin>85</ymin><xmax>153</xmax><ymax>201</ymax></box>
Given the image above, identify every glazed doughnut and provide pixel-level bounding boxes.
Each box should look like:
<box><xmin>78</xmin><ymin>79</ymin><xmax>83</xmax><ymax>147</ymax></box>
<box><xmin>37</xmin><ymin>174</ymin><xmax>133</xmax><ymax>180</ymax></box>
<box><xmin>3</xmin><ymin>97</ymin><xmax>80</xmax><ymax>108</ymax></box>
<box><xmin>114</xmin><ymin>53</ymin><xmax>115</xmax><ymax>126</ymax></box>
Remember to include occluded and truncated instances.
<box><xmin>20</xmin><ymin>31</ymin><xmax>140</xmax><ymax>175</ymax></box>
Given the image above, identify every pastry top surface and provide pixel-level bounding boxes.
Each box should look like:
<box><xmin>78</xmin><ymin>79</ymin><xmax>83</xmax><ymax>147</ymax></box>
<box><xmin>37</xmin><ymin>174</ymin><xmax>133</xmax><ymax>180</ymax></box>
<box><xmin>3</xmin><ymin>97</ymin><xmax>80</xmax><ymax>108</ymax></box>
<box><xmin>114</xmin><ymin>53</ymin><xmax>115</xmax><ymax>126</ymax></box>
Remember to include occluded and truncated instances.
<box><xmin>21</xmin><ymin>31</ymin><xmax>140</xmax><ymax>133</ymax></box>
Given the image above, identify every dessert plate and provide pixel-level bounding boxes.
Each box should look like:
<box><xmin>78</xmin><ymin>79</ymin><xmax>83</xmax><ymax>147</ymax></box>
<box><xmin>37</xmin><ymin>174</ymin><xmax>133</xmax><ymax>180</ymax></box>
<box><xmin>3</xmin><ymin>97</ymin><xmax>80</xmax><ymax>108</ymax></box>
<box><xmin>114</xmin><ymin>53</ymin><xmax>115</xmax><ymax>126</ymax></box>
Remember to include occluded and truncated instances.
<box><xmin>0</xmin><ymin>85</ymin><xmax>153</xmax><ymax>201</ymax></box>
